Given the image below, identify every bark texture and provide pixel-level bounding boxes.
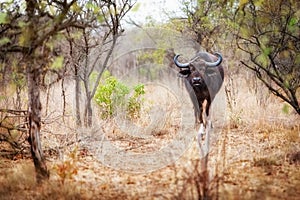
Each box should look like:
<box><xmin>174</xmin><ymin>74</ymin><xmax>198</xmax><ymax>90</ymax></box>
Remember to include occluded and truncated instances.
<box><xmin>27</xmin><ymin>67</ymin><xmax>49</xmax><ymax>182</ymax></box>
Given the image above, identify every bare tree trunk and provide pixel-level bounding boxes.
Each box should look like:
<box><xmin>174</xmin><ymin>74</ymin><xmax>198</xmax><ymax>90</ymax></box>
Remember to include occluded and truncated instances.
<box><xmin>83</xmin><ymin>85</ymin><xmax>92</xmax><ymax>127</ymax></box>
<box><xmin>15</xmin><ymin>84</ymin><xmax>22</xmax><ymax>110</ymax></box>
<box><xmin>86</xmin><ymin>96</ymin><xmax>92</xmax><ymax>127</ymax></box>
<box><xmin>27</xmin><ymin>67</ymin><xmax>49</xmax><ymax>183</ymax></box>
<box><xmin>75</xmin><ymin>71</ymin><xmax>82</xmax><ymax>126</ymax></box>
<box><xmin>67</xmin><ymin>28</ymin><xmax>82</xmax><ymax>127</ymax></box>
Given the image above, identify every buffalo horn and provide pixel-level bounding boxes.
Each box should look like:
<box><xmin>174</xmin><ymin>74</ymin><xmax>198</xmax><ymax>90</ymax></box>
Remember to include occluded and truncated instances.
<box><xmin>173</xmin><ymin>55</ymin><xmax>190</xmax><ymax>68</ymax></box>
<box><xmin>205</xmin><ymin>52</ymin><xmax>222</xmax><ymax>67</ymax></box>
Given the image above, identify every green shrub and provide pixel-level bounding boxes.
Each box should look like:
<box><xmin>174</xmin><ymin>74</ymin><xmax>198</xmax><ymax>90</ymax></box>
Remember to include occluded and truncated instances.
<box><xmin>127</xmin><ymin>84</ymin><xmax>145</xmax><ymax>119</ymax></box>
<box><xmin>94</xmin><ymin>71</ymin><xmax>145</xmax><ymax>119</ymax></box>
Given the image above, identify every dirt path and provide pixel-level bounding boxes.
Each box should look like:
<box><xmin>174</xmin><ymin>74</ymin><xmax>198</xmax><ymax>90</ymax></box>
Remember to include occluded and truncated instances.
<box><xmin>1</xmin><ymin>118</ymin><xmax>299</xmax><ymax>200</ymax></box>
<box><xmin>1</xmin><ymin>78</ymin><xmax>299</xmax><ymax>199</ymax></box>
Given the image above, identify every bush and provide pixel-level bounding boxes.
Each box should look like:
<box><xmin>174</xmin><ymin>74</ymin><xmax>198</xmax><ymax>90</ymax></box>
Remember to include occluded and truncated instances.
<box><xmin>127</xmin><ymin>84</ymin><xmax>145</xmax><ymax>119</ymax></box>
<box><xmin>94</xmin><ymin>71</ymin><xmax>145</xmax><ymax>119</ymax></box>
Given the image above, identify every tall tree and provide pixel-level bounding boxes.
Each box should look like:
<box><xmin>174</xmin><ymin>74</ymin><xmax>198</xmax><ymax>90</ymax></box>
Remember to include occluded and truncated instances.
<box><xmin>235</xmin><ymin>0</ymin><xmax>300</xmax><ymax>114</ymax></box>
<box><xmin>0</xmin><ymin>0</ymin><xmax>84</xmax><ymax>182</ymax></box>
<box><xmin>0</xmin><ymin>0</ymin><xmax>134</xmax><ymax>182</ymax></box>
<box><xmin>178</xmin><ymin>0</ymin><xmax>235</xmax><ymax>51</ymax></box>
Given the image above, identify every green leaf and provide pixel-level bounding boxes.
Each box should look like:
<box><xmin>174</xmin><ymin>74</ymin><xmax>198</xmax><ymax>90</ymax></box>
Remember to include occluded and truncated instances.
<box><xmin>134</xmin><ymin>84</ymin><xmax>145</xmax><ymax>95</ymax></box>
<box><xmin>71</xmin><ymin>2</ymin><xmax>81</xmax><ymax>13</ymax></box>
<box><xmin>239</xmin><ymin>0</ymin><xmax>249</xmax><ymax>8</ymax></box>
<box><xmin>288</xmin><ymin>17</ymin><xmax>298</xmax><ymax>32</ymax></box>
<box><xmin>262</xmin><ymin>47</ymin><xmax>272</xmax><ymax>56</ymax></box>
<box><xmin>86</xmin><ymin>2</ymin><xmax>95</xmax><ymax>10</ymax></box>
<box><xmin>254</xmin><ymin>0</ymin><xmax>264</xmax><ymax>7</ymax></box>
<box><xmin>85</xmin><ymin>1</ymin><xmax>100</xmax><ymax>14</ymax></box>
<box><xmin>257</xmin><ymin>53</ymin><xmax>269</xmax><ymax>67</ymax></box>
<box><xmin>97</xmin><ymin>15</ymin><xmax>104</xmax><ymax>23</ymax></box>
<box><xmin>131</xmin><ymin>2</ymin><xmax>141</xmax><ymax>12</ymax></box>
<box><xmin>282</xmin><ymin>104</ymin><xmax>289</xmax><ymax>114</ymax></box>
<box><xmin>289</xmin><ymin>17</ymin><xmax>297</xmax><ymax>26</ymax></box>
<box><xmin>19</xmin><ymin>31</ymin><xmax>29</xmax><ymax>47</ymax></box>
<box><xmin>18</xmin><ymin>21</ymin><xmax>27</xmax><ymax>28</ymax></box>
<box><xmin>49</xmin><ymin>5</ymin><xmax>56</xmax><ymax>15</ymax></box>
<box><xmin>240</xmin><ymin>26</ymin><xmax>252</xmax><ymax>38</ymax></box>
<box><xmin>51</xmin><ymin>56</ymin><xmax>64</xmax><ymax>69</ymax></box>
<box><xmin>283</xmin><ymin>79</ymin><xmax>290</xmax><ymax>89</ymax></box>
<box><xmin>0</xmin><ymin>12</ymin><xmax>8</xmax><ymax>24</ymax></box>
<box><xmin>0</xmin><ymin>37</ymin><xmax>10</xmax><ymax>46</ymax></box>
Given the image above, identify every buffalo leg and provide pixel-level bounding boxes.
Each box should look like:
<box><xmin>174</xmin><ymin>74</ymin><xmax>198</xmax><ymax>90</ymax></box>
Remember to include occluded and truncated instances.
<box><xmin>198</xmin><ymin>100</ymin><xmax>209</xmax><ymax>139</ymax></box>
<box><xmin>197</xmin><ymin>102</ymin><xmax>205</xmax><ymax>138</ymax></box>
<box><xmin>205</xmin><ymin>99</ymin><xmax>211</xmax><ymax>119</ymax></box>
<box><xmin>205</xmin><ymin>99</ymin><xmax>213</xmax><ymax>129</ymax></box>
<box><xmin>202</xmin><ymin>100</ymin><xmax>209</xmax><ymax>127</ymax></box>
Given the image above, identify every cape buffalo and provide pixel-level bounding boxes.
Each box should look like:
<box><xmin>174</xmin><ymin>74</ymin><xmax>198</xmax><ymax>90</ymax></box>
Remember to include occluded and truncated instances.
<box><xmin>173</xmin><ymin>52</ymin><xmax>224</xmax><ymax>136</ymax></box>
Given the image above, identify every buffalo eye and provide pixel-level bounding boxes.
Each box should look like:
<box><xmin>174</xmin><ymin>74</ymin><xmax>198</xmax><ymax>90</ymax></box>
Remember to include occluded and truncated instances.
<box><xmin>178</xmin><ymin>69</ymin><xmax>191</xmax><ymax>78</ymax></box>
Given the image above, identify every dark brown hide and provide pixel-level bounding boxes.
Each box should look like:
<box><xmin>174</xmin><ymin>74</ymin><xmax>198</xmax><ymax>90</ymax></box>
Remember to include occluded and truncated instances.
<box><xmin>174</xmin><ymin>52</ymin><xmax>224</xmax><ymax>125</ymax></box>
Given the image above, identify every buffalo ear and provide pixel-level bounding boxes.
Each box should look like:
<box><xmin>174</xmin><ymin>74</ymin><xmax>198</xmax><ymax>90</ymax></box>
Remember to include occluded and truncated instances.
<box><xmin>178</xmin><ymin>69</ymin><xmax>190</xmax><ymax>78</ymax></box>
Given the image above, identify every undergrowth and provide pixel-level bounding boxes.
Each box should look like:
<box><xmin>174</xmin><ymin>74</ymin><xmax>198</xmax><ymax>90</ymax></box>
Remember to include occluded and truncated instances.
<box><xmin>94</xmin><ymin>70</ymin><xmax>145</xmax><ymax>120</ymax></box>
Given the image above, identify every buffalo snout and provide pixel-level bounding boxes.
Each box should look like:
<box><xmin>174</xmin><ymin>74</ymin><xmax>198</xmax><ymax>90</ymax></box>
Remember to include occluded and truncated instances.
<box><xmin>192</xmin><ymin>76</ymin><xmax>202</xmax><ymax>85</ymax></box>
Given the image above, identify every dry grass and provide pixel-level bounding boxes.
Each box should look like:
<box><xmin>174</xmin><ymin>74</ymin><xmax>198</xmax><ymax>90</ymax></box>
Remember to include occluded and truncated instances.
<box><xmin>0</xmin><ymin>74</ymin><xmax>299</xmax><ymax>199</ymax></box>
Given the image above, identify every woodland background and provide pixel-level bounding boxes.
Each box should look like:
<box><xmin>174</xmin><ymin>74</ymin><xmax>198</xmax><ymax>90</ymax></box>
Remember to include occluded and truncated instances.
<box><xmin>0</xmin><ymin>0</ymin><xmax>299</xmax><ymax>199</ymax></box>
